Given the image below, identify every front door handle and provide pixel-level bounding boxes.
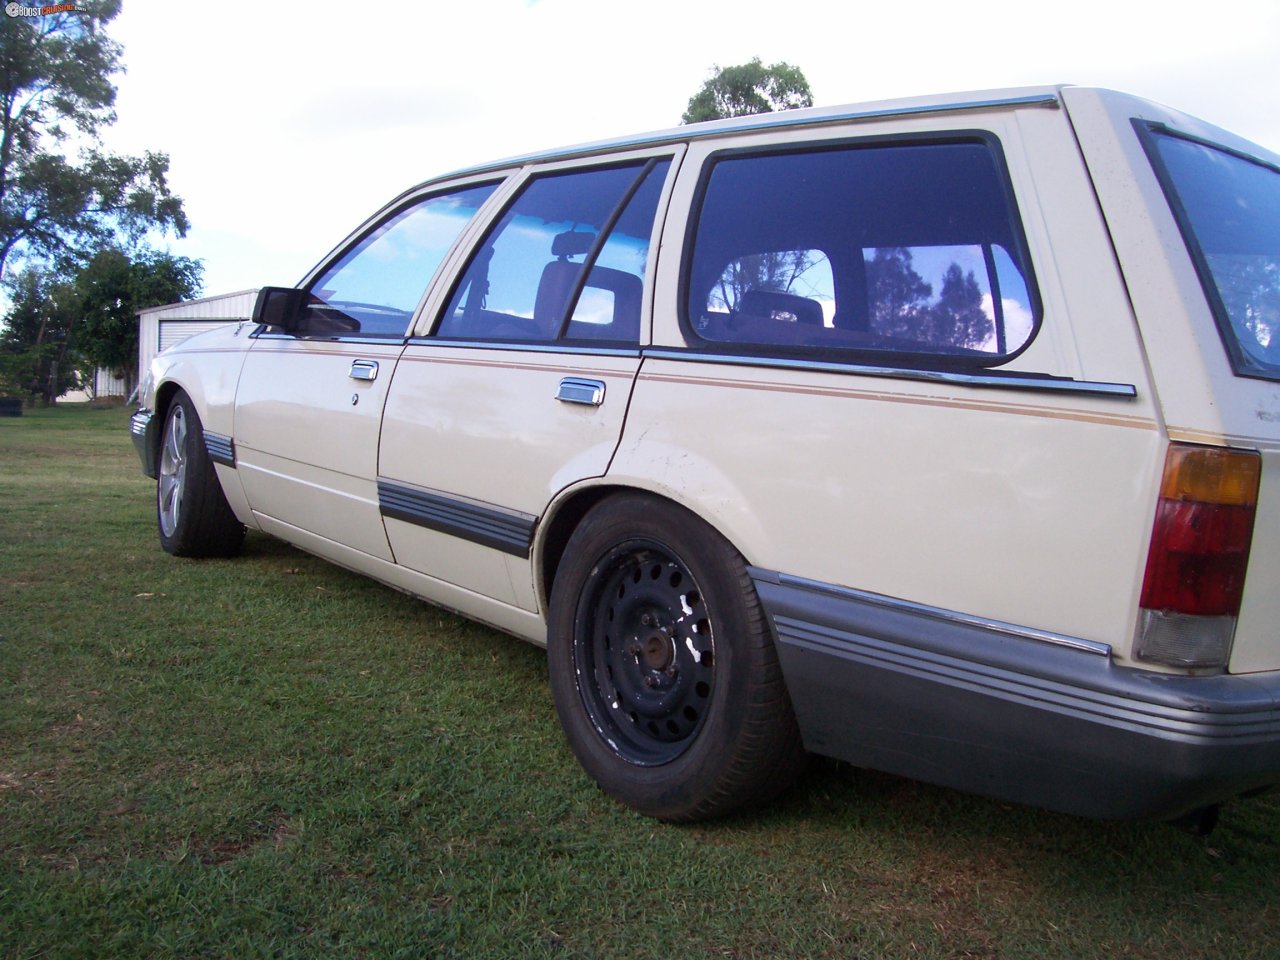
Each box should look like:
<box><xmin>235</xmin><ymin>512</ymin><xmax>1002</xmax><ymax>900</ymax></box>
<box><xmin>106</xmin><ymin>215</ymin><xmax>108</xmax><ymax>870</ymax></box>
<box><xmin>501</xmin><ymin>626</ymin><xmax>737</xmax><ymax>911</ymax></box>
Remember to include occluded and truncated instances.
<box><xmin>557</xmin><ymin>377</ymin><xmax>605</xmax><ymax>406</ymax></box>
<box><xmin>349</xmin><ymin>359</ymin><xmax>379</xmax><ymax>382</ymax></box>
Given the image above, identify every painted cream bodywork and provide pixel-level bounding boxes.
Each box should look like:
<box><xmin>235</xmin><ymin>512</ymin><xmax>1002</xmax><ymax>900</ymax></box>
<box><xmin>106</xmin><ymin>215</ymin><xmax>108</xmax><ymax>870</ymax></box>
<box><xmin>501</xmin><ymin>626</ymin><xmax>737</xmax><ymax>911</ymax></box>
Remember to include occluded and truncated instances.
<box><xmin>234</xmin><ymin>337</ymin><xmax>405</xmax><ymax>563</ymax></box>
<box><xmin>611</xmin><ymin>362</ymin><xmax>1163</xmax><ymax>655</ymax></box>
<box><xmin>379</xmin><ymin>346</ymin><xmax>641</xmax><ymax>611</ymax></box>
<box><xmin>1059</xmin><ymin>88</ymin><xmax>1280</xmax><ymax>672</ymax></box>
<box><xmin>377</xmin><ymin>147</ymin><xmax>683</xmax><ymax>613</ymax></box>
<box><xmin>140</xmin><ymin>86</ymin><xmax>1278</xmax><ymax>673</ymax></box>
<box><xmin>139</xmin><ymin>322</ymin><xmax>258</xmax><ymax>527</ymax></box>
<box><xmin>629</xmin><ymin>102</ymin><xmax>1168</xmax><ymax>660</ymax></box>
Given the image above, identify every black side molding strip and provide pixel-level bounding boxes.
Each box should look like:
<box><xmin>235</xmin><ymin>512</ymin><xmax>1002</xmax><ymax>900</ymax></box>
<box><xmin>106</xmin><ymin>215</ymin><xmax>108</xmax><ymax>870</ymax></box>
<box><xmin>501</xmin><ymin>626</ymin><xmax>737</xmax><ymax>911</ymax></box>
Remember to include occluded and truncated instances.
<box><xmin>204</xmin><ymin>432</ymin><xmax>236</xmax><ymax>468</ymax></box>
<box><xmin>378</xmin><ymin>479</ymin><xmax>536</xmax><ymax>558</ymax></box>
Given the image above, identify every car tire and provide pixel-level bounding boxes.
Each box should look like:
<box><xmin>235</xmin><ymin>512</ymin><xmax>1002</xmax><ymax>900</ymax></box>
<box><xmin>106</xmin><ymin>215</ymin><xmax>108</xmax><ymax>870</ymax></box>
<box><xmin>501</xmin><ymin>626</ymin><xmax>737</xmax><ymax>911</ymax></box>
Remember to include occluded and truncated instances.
<box><xmin>157</xmin><ymin>390</ymin><xmax>245</xmax><ymax>558</ymax></box>
<box><xmin>547</xmin><ymin>493</ymin><xmax>806</xmax><ymax>821</ymax></box>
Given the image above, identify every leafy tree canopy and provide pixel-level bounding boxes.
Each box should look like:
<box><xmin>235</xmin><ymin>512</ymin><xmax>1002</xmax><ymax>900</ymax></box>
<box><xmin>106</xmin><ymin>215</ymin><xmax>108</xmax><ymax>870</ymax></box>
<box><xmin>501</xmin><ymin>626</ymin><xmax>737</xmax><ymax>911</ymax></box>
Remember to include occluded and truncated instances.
<box><xmin>1</xmin><ymin>247</ymin><xmax>202</xmax><ymax>401</ymax></box>
<box><xmin>75</xmin><ymin>246</ymin><xmax>203</xmax><ymax>378</ymax></box>
<box><xmin>866</xmin><ymin>247</ymin><xmax>993</xmax><ymax>350</ymax></box>
<box><xmin>0</xmin><ymin>2</ymin><xmax>188</xmax><ymax>277</ymax></box>
<box><xmin>682</xmin><ymin>58</ymin><xmax>813</xmax><ymax>124</ymax></box>
<box><xmin>0</xmin><ymin>264</ymin><xmax>78</xmax><ymax>397</ymax></box>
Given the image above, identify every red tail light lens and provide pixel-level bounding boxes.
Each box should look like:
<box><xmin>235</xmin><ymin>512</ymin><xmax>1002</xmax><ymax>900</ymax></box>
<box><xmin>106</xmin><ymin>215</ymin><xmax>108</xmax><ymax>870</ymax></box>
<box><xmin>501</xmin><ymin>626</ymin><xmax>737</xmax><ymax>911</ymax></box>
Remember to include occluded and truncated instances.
<box><xmin>1139</xmin><ymin>445</ymin><xmax>1260</xmax><ymax>617</ymax></box>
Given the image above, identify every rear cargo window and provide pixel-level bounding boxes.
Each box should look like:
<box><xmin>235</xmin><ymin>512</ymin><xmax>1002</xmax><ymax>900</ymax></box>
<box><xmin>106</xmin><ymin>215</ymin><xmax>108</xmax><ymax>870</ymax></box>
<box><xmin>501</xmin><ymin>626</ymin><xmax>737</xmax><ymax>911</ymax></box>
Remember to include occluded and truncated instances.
<box><xmin>683</xmin><ymin>139</ymin><xmax>1039</xmax><ymax>365</ymax></box>
<box><xmin>1141</xmin><ymin>125</ymin><xmax>1280</xmax><ymax>382</ymax></box>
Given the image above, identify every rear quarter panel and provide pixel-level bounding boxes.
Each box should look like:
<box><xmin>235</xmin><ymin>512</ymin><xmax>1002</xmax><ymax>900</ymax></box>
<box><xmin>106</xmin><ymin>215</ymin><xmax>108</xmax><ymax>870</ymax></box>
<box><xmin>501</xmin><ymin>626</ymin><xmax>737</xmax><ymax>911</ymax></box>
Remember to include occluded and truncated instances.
<box><xmin>615</xmin><ymin>100</ymin><xmax>1169</xmax><ymax>659</ymax></box>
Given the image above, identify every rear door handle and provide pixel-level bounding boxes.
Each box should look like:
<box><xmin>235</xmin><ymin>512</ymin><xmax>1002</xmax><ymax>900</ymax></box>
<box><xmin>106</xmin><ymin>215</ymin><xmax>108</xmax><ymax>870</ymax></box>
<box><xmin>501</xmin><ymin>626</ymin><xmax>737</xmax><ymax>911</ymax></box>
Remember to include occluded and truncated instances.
<box><xmin>349</xmin><ymin>359</ymin><xmax>379</xmax><ymax>381</ymax></box>
<box><xmin>557</xmin><ymin>377</ymin><xmax>606</xmax><ymax>406</ymax></box>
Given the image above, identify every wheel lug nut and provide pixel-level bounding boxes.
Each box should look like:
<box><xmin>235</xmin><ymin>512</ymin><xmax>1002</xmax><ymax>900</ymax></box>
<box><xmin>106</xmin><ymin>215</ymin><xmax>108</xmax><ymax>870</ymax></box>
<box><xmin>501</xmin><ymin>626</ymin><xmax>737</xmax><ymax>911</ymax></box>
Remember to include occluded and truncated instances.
<box><xmin>640</xmin><ymin>613</ymin><xmax>654</xmax><ymax>627</ymax></box>
<box><xmin>643</xmin><ymin>676</ymin><xmax>657</xmax><ymax>688</ymax></box>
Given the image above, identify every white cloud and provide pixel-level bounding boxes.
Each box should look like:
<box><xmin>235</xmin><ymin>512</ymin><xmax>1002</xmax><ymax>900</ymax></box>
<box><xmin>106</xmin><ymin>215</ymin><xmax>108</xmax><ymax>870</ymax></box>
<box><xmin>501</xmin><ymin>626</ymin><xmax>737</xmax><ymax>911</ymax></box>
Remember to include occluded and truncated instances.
<box><xmin>97</xmin><ymin>0</ymin><xmax>1280</xmax><ymax>296</ymax></box>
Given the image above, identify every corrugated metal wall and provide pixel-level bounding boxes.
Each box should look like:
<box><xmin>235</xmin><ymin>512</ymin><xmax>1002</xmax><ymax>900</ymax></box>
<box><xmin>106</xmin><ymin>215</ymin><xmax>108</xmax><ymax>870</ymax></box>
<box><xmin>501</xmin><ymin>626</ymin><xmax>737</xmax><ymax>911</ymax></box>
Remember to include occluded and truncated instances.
<box><xmin>158</xmin><ymin>319</ymin><xmax>239</xmax><ymax>352</ymax></box>
<box><xmin>94</xmin><ymin>368</ymin><xmax>128</xmax><ymax>397</ymax></box>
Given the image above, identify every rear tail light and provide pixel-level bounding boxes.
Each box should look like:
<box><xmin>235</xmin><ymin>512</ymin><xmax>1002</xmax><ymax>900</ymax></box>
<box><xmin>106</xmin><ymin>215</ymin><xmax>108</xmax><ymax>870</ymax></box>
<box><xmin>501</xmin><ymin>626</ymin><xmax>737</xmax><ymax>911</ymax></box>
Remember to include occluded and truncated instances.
<box><xmin>1135</xmin><ymin>444</ymin><xmax>1261</xmax><ymax>670</ymax></box>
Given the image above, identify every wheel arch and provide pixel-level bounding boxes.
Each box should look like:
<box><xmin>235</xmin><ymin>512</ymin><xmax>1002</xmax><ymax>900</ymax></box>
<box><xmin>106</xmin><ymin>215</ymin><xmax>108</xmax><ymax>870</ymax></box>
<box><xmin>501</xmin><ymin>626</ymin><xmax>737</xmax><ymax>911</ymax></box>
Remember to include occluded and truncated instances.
<box><xmin>151</xmin><ymin>375</ymin><xmax>257</xmax><ymax>532</ymax></box>
<box><xmin>535</xmin><ymin>480</ymin><xmax>760</xmax><ymax>617</ymax></box>
<box><xmin>148</xmin><ymin>378</ymin><xmax>189</xmax><ymax>472</ymax></box>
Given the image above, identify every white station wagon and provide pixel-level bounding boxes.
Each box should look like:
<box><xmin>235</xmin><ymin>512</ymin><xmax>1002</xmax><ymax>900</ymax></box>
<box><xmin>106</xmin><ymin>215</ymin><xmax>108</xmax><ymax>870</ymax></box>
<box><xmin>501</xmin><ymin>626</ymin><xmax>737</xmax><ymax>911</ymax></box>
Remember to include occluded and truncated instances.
<box><xmin>131</xmin><ymin>86</ymin><xmax>1280</xmax><ymax>827</ymax></box>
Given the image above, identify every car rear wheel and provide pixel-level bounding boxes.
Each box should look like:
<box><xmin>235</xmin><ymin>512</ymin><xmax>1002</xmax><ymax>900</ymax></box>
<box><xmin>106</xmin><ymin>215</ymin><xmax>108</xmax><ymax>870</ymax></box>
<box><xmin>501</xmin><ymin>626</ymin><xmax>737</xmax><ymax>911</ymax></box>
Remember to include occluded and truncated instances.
<box><xmin>157</xmin><ymin>390</ymin><xmax>245</xmax><ymax>558</ymax></box>
<box><xmin>547</xmin><ymin>493</ymin><xmax>805</xmax><ymax>821</ymax></box>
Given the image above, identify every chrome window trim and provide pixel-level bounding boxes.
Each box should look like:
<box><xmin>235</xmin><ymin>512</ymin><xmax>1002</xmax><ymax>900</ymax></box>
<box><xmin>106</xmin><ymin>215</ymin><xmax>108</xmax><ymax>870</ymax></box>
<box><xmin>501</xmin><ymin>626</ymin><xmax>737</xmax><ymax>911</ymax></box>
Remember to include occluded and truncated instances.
<box><xmin>249</xmin><ymin>329</ymin><xmax>408</xmax><ymax>347</ymax></box>
<box><xmin>428</xmin><ymin>93</ymin><xmax>1062</xmax><ymax>184</ymax></box>
<box><xmin>642</xmin><ymin>349</ymin><xmax>1137</xmax><ymax>399</ymax></box>
<box><xmin>753</xmin><ymin>568</ymin><xmax>1113</xmax><ymax>658</ymax></box>
<box><xmin>406</xmin><ymin>337</ymin><xmax>642</xmax><ymax>359</ymax></box>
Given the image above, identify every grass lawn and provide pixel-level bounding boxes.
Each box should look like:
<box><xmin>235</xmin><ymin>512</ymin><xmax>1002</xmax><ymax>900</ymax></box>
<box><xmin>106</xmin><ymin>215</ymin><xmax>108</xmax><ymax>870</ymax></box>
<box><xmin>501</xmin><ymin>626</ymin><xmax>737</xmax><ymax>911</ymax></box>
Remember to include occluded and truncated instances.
<box><xmin>2</xmin><ymin>404</ymin><xmax>1279</xmax><ymax>960</ymax></box>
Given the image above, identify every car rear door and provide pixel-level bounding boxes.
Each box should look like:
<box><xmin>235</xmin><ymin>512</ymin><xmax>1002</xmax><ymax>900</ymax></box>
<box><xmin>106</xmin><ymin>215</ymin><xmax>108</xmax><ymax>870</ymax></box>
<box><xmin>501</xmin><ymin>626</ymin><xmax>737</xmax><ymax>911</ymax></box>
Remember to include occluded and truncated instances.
<box><xmin>377</xmin><ymin>149</ymin><xmax>681</xmax><ymax>613</ymax></box>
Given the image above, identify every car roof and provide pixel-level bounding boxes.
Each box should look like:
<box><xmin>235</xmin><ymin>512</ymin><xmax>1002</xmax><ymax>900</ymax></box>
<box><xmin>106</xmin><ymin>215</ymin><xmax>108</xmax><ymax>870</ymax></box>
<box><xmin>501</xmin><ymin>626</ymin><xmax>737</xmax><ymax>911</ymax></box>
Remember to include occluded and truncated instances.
<box><xmin>423</xmin><ymin>84</ymin><xmax>1070</xmax><ymax>187</ymax></box>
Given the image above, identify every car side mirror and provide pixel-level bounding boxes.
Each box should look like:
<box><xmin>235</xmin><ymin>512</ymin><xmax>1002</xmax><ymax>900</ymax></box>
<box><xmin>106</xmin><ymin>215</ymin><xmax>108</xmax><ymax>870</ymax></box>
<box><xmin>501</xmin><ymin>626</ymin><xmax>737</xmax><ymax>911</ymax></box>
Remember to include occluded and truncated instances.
<box><xmin>252</xmin><ymin>287</ymin><xmax>309</xmax><ymax>332</ymax></box>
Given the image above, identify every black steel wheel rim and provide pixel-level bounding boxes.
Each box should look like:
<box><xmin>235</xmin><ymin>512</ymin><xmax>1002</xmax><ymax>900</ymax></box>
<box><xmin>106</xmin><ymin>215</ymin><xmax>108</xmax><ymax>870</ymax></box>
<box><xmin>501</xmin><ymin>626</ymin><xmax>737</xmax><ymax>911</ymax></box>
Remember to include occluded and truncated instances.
<box><xmin>573</xmin><ymin>538</ymin><xmax>716</xmax><ymax>766</ymax></box>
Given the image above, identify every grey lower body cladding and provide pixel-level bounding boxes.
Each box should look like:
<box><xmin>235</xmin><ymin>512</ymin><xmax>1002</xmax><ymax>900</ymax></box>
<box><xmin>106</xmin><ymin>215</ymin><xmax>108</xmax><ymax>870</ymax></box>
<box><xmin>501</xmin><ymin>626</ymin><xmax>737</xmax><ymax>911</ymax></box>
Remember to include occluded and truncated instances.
<box><xmin>751</xmin><ymin>568</ymin><xmax>1280</xmax><ymax>820</ymax></box>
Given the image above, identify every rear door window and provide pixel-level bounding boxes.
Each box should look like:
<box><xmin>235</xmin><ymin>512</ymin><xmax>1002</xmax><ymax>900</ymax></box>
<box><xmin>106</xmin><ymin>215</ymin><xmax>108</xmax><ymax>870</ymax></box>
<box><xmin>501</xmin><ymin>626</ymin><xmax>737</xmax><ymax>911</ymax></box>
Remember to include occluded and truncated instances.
<box><xmin>435</xmin><ymin>159</ymin><xmax>670</xmax><ymax>344</ymax></box>
<box><xmin>684</xmin><ymin>139</ymin><xmax>1039</xmax><ymax>365</ymax></box>
<box><xmin>1141</xmin><ymin>125</ymin><xmax>1280</xmax><ymax>382</ymax></box>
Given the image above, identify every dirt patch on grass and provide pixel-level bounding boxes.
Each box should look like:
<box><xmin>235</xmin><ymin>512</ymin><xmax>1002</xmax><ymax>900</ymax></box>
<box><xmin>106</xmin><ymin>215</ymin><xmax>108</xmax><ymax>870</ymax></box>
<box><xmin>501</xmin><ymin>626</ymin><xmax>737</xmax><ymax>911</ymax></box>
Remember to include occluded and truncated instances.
<box><xmin>186</xmin><ymin>813</ymin><xmax>297</xmax><ymax>865</ymax></box>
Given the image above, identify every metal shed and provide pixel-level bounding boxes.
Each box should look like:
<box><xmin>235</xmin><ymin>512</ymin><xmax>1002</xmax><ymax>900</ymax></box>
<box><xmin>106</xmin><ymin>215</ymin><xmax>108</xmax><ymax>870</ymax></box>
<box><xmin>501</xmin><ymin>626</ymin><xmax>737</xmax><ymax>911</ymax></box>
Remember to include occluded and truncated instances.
<box><xmin>136</xmin><ymin>289</ymin><xmax>259</xmax><ymax>389</ymax></box>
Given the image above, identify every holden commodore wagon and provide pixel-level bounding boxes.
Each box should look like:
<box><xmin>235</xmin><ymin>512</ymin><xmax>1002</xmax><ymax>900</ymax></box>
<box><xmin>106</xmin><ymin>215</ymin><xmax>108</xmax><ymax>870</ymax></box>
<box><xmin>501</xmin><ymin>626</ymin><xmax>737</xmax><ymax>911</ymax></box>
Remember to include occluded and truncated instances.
<box><xmin>130</xmin><ymin>85</ymin><xmax>1280</xmax><ymax>826</ymax></box>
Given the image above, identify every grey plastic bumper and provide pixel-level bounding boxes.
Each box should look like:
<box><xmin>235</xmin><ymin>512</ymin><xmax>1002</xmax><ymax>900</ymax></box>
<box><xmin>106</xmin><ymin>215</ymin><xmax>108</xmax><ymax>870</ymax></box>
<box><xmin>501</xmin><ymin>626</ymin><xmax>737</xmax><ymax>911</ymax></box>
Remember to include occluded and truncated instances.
<box><xmin>752</xmin><ymin>568</ymin><xmax>1280</xmax><ymax>820</ymax></box>
<box><xmin>130</xmin><ymin>408</ymin><xmax>158</xmax><ymax>479</ymax></box>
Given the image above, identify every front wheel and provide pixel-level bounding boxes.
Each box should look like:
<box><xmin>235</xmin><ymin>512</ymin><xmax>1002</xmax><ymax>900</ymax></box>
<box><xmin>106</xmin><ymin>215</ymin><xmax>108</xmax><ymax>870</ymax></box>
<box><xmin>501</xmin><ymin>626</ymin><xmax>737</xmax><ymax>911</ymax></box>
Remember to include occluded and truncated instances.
<box><xmin>157</xmin><ymin>391</ymin><xmax>245</xmax><ymax>558</ymax></box>
<box><xmin>547</xmin><ymin>494</ymin><xmax>805</xmax><ymax>821</ymax></box>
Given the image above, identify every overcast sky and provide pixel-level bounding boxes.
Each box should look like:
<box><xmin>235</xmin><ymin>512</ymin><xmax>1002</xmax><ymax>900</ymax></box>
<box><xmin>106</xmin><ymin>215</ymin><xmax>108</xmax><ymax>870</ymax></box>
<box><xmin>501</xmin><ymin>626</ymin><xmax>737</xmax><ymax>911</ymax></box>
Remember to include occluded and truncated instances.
<box><xmin>98</xmin><ymin>0</ymin><xmax>1280</xmax><ymax>298</ymax></box>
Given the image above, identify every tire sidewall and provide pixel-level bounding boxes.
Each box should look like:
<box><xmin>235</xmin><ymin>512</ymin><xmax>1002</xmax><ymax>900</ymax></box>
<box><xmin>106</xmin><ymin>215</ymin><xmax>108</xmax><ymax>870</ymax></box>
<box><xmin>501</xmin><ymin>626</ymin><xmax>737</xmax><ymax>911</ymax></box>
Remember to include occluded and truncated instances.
<box><xmin>157</xmin><ymin>390</ymin><xmax>242</xmax><ymax>558</ymax></box>
<box><xmin>547</xmin><ymin>494</ymin><xmax>771</xmax><ymax>818</ymax></box>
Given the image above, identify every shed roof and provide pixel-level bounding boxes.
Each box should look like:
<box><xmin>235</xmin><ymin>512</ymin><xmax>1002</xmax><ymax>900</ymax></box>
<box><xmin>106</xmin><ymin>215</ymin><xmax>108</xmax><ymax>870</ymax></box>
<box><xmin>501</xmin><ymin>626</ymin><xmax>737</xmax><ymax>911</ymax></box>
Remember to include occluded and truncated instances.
<box><xmin>137</xmin><ymin>288</ymin><xmax>259</xmax><ymax>321</ymax></box>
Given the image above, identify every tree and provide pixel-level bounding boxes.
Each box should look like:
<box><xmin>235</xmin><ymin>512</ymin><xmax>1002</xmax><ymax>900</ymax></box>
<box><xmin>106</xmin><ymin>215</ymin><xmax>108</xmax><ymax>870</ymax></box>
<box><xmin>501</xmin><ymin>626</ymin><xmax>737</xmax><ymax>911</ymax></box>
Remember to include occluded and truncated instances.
<box><xmin>682</xmin><ymin>58</ymin><xmax>813</xmax><ymax>124</ymax></box>
<box><xmin>931</xmin><ymin>262</ymin><xmax>993</xmax><ymax>350</ymax></box>
<box><xmin>866</xmin><ymin>248</ymin><xmax>995</xmax><ymax>352</ymax></box>
<box><xmin>75</xmin><ymin>246</ymin><xmax>202</xmax><ymax>391</ymax></box>
<box><xmin>0</xmin><ymin>265</ymin><xmax>80</xmax><ymax>399</ymax></box>
<box><xmin>0</xmin><ymin>2</ymin><xmax>188</xmax><ymax>278</ymax></box>
<box><xmin>0</xmin><ymin>246</ymin><xmax>201</xmax><ymax>402</ymax></box>
<box><xmin>866</xmin><ymin>246</ymin><xmax>932</xmax><ymax>333</ymax></box>
<box><xmin>711</xmin><ymin>248</ymin><xmax>819</xmax><ymax>313</ymax></box>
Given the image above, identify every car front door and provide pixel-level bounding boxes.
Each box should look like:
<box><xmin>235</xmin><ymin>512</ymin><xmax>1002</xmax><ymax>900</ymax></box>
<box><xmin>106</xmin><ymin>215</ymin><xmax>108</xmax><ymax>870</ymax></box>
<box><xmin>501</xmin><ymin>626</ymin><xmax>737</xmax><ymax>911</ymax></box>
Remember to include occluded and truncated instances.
<box><xmin>233</xmin><ymin>179</ymin><xmax>503</xmax><ymax>564</ymax></box>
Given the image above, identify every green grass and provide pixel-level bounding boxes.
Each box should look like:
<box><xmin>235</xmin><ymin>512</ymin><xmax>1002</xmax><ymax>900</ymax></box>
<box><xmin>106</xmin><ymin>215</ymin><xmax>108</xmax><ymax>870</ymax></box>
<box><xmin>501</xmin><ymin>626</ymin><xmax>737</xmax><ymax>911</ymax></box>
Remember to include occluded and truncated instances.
<box><xmin>2</xmin><ymin>404</ymin><xmax>1279</xmax><ymax>960</ymax></box>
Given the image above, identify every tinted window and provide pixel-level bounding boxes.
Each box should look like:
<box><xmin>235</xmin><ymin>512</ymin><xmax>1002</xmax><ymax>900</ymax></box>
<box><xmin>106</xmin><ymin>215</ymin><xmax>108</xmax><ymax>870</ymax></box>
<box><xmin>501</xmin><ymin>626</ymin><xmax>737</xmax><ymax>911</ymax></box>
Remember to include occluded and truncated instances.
<box><xmin>304</xmin><ymin>182</ymin><xmax>498</xmax><ymax>338</ymax></box>
<box><xmin>436</xmin><ymin>160</ymin><xmax>669</xmax><ymax>343</ymax></box>
<box><xmin>1144</xmin><ymin>127</ymin><xmax>1280</xmax><ymax>382</ymax></box>
<box><xmin>685</xmin><ymin>141</ymin><xmax>1038</xmax><ymax>364</ymax></box>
